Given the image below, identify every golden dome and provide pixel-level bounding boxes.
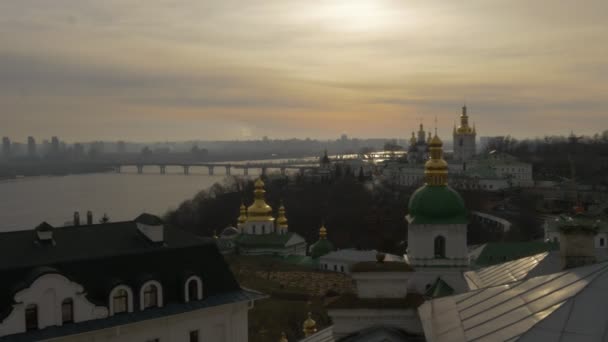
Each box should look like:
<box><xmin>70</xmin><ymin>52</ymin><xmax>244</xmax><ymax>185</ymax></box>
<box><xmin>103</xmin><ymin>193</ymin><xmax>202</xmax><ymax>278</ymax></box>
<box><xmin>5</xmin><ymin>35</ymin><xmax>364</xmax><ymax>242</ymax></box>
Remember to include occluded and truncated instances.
<box><xmin>247</xmin><ymin>178</ymin><xmax>274</xmax><ymax>221</ymax></box>
<box><xmin>277</xmin><ymin>203</ymin><xmax>288</xmax><ymax>229</ymax></box>
<box><xmin>303</xmin><ymin>312</ymin><xmax>317</xmax><ymax>337</ymax></box>
<box><xmin>425</xmin><ymin>132</ymin><xmax>449</xmax><ymax>186</ymax></box>
<box><xmin>319</xmin><ymin>225</ymin><xmax>328</xmax><ymax>239</ymax></box>
<box><xmin>238</xmin><ymin>203</ymin><xmax>247</xmax><ymax>224</ymax></box>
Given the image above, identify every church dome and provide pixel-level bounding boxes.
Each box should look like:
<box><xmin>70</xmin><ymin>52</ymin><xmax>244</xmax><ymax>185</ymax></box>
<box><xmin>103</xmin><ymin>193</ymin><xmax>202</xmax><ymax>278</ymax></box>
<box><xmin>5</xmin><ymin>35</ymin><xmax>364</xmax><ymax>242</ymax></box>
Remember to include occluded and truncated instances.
<box><xmin>247</xmin><ymin>178</ymin><xmax>274</xmax><ymax>221</ymax></box>
<box><xmin>408</xmin><ymin>185</ymin><xmax>467</xmax><ymax>224</ymax></box>
<box><xmin>310</xmin><ymin>225</ymin><xmax>334</xmax><ymax>258</ymax></box>
<box><xmin>407</xmin><ymin>129</ymin><xmax>468</xmax><ymax>224</ymax></box>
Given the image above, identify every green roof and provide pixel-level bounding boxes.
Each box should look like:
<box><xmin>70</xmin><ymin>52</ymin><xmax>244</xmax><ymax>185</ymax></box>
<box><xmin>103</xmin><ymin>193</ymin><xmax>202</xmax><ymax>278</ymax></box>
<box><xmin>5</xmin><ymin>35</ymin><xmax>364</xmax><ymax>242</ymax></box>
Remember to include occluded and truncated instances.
<box><xmin>424</xmin><ymin>277</ymin><xmax>454</xmax><ymax>298</ymax></box>
<box><xmin>310</xmin><ymin>238</ymin><xmax>334</xmax><ymax>259</ymax></box>
<box><xmin>407</xmin><ymin>185</ymin><xmax>468</xmax><ymax>224</ymax></box>
<box><xmin>473</xmin><ymin>241</ymin><xmax>559</xmax><ymax>267</ymax></box>
<box><xmin>235</xmin><ymin>232</ymin><xmax>295</xmax><ymax>248</ymax></box>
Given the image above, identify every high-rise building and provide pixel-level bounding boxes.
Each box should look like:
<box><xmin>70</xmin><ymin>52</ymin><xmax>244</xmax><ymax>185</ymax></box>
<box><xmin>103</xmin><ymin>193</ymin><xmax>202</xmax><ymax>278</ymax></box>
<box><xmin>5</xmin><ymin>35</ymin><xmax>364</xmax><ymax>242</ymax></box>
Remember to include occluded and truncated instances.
<box><xmin>453</xmin><ymin>105</ymin><xmax>477</xmax><ymax>162</ymax></box>
<box><xmin>2</xmin><ymin>137</ymin><xmax>11</xmax><ymax>159</ymax></box>
<box><xmin>27</xmin><ymin>136</ymin><xmax>37</xmax><ymax>157</ymax></box>
<box><xmin>51</xmin><ymin>136</ymin><xmax>60</xmax><ymax>155</ymax></box>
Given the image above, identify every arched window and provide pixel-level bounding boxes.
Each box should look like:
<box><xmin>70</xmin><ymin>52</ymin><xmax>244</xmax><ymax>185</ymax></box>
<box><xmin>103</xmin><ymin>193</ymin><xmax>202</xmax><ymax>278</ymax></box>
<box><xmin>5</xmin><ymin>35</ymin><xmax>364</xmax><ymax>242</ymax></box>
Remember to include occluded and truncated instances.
<box><xmin>109</xmin><ymin>286</ymin><xmax>133</xmax><ymax>315</ymax></box>
<box><xmin>184</xmin><ymin>276</ymin><xmax>203</xmax><ymax>302</ymax></box>
<box><xmin>600</xmin><ymin>238</ymin><xmax>605</xmax><ymax>247</ymax></box>
<box><xmin>140</xmin><ymin>281</ymin><xmax>163</xmax><ymax>310</ymax></box>
<box><xmin>25</xmin><ymin>304</ymin><xmax>38</xmax><ymax>331</ymax></box>
<box><xmin>262</xmin><ymin>225</ymin><xmax>265</xmax><ymax>234</ymax></box>
<box><xmin>434</xmin><ymin>236</ymin><xmax>446</xmax><ymax>258</ymax></box>
<box><xmin>252</xmin><ymin>225</ymin><xmax>256</xmax><ymax>234</ymax></box>
<box><xmin>61</xmin><ymin>298</ymin><xmax>74</xmax><ymax>324</ymax></box>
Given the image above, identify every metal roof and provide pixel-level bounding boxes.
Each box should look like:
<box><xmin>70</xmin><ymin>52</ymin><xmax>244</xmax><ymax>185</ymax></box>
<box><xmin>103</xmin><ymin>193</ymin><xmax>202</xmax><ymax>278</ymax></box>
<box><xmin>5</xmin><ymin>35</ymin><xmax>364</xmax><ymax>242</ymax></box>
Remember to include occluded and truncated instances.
<box><xmin>420</xmin><ymin>261</ymin><xmax>608</xmax><ymax>342</ymax></box>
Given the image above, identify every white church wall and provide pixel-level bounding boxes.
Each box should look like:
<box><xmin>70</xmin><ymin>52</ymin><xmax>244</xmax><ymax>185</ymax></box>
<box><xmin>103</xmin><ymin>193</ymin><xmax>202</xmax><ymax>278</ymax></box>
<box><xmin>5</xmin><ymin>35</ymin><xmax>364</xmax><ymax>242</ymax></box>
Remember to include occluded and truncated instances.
<box><xmin>352</xmin><ymin>273</ymin><xmax>411</xmax><ymax>299</ymax></box>
<box><xmin>0</xmin><ymin>273</ymin><xmax>108</xmax><ymax>337</ymax></box>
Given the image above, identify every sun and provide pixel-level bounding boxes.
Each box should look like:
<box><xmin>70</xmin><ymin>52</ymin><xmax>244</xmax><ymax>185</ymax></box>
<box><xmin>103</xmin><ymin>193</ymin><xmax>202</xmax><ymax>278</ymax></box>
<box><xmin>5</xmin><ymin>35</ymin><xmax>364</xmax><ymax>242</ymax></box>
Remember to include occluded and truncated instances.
<box><xmin>313</xmin><ymin>0</ymin><xmax>396</xmax><ymax>33</ymax></box>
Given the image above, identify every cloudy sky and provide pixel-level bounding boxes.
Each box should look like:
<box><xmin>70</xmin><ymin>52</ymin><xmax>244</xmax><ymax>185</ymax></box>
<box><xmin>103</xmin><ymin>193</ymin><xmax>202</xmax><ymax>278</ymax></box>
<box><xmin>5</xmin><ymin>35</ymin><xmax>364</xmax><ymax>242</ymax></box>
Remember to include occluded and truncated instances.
<box><xmin>1</xmin><ymin>0</ymin><xmax>607</xmax><ymax>142</ymax></box>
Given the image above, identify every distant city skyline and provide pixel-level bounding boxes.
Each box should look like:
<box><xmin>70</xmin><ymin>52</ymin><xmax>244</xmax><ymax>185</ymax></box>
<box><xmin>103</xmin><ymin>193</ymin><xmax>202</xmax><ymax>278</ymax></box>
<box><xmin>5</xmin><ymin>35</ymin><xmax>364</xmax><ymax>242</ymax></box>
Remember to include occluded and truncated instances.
<box><xmin>1</xmin><ymin>1</ymin><xmax>607</xmax><ymax>141</ymax></box>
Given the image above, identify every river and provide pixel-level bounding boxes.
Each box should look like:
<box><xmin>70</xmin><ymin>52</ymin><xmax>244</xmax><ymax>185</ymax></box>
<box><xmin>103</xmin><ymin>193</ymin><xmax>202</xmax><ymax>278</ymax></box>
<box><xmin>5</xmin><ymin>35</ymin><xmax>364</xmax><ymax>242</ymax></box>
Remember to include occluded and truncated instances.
<box><xmin>0</xmin><ymin>166</ymin><xmax>264</xmax><ymax>232</ymax></box>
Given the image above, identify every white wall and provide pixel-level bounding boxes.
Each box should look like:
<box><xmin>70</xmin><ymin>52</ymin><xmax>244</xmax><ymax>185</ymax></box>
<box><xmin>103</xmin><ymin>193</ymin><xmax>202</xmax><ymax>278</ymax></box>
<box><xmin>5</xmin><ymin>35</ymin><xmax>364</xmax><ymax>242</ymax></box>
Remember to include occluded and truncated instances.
<box><xmin>0</xmin><ymin>273</ymin><xmax>108</xmax><ymax>337</ymax></box>
<box><xmin>407</xmin><ymin>224</ymin><xmax>468</xmax><ymax>266</ymax></box>
<box><xmin>352</xmin><ymin>273</ymin><xmax>411</xmax><ymax>299</ymax></box>
<box><xmin>45</xmin><ymin>301</ymin><xmax>250</xmax><ymax>342</ymax></box>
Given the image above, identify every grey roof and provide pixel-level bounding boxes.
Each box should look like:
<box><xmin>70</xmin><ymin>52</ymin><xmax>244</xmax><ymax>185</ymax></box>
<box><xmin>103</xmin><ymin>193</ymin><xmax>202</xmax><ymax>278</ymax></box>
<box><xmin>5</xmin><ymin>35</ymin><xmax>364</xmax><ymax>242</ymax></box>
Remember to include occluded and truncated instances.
<box><xmin>134</xmin><ymin>213</ymin><xmax>164</xmax><ymax>225</ymax></box>
<box><xmin>338</xmin><ymin>326</ymin><xmax>425</xmax><ymax>342</ymax></box>
<box><xmin>321</xmin><ymin>249</ymin><xmax>404</xmax><ymax>263</ymax></box>
<box><xmin>0</xmin><ymin>289</ymin><xmax>265</xmax><ymax>342</ymax></box>
<box><xmin>464</xmin><ymin>252</ymin><xmax>561</xmax><ymax>290</ymax></box>
<box><xmin>419</xmin><ymin>261</ymin><xmax>608</xmax><ymax>342</ymax></box>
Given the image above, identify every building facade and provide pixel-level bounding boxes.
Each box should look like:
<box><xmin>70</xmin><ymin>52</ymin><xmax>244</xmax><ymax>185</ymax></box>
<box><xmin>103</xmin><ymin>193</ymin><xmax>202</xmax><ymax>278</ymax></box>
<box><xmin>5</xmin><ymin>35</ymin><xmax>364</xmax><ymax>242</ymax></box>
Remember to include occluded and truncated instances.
<box><xmin>0</xmin><ymin>214</ymin><xmax>264</xmax><ymax>342</ymax></box>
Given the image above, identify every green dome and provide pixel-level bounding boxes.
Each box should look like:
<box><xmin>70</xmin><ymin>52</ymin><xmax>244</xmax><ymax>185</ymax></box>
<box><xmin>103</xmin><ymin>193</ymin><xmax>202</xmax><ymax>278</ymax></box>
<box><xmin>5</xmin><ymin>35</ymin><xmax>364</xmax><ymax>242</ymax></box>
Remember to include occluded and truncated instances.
<box><xmin>407</xmin><ymin>185</ymin><xmax>468</xmax><ymax>224</ymax></box>
<box><xmin>310</xmin><ymin>239</ymin><xmax>334</xmax><ymax>259</ymax></box>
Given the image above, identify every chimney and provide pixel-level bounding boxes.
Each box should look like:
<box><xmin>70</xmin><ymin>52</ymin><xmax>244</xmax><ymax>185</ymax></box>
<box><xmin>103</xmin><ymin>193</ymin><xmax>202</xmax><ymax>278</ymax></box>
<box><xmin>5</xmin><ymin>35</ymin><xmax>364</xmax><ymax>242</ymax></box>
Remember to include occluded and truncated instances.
<box><xmin>559</xmin><ymin>219</ymin><xmax>598</xmax><ymax>269</ymax></box>
<box><xmin>135</xmin><ymin>213</ymin><xmax>165</xmax><ymax>243</ymax></box>
<box><xmin>87</xmin><ymin>211</ymin><xmax>93</xmax><ymax>225</ymax></box>
<box><xmin>73</xmin><ymin>211</ymin><xmax>80</xmax><ymax>226</ymax></box>
<box><xmin>35</xmin><ymin>222</ymin><xmax>54</xmax><ymax>244</ymax></box>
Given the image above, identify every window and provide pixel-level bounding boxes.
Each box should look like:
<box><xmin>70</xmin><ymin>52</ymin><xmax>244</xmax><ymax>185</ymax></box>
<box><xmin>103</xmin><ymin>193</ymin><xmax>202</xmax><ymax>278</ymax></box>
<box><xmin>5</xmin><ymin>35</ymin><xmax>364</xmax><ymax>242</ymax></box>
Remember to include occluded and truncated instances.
<box><xmin>25</xmin><ymin>304</ymin><xmax>38</xmax><ymax>331</ymax></box>
<box><xmin>600</xmin><ymin>238</ymin><xmax>605</xmax><ymax>247</ymax></box>
<box><xmin>333</xmin><ymin>264</ymin><xmax>337</xmax><ymax>271</ymax></box>
<box><xmin>324</xmin><ymin>264</ymin><xmax>328</xmax><ymax>270</ymax></box>
<box><xmin>340</xmin><ymin>266</ymin><xmax>344</xmax><ymax>273</ymax></box>
<box><xmin>434</xmin><ymin>236</ymin><xmax>446</xmax><ymax>258</ymax></box>
<box><xmin>262</xmin><ymin>225</ymin><xmax>265</xmax><ymax>234</ymax></box>
<box><xmin>189</xmin><ymin>330</ymin><xmax>199</xmax><ymax>342</ymax></box>
<box><xmin>185</xmin><ymin>276</ymin><xmax>203</xmax><ymax>302</ymax></box>
<box><xmin>113</xmin><ymin>289</ymin><xmax>129</xmax><ymax>314</ymax></box>
<box><xmin>61</xmin><ymin>298</ymin><xmax>74</xmax><ymax>324</ymax></box>
<box><xmin>252</xmin><ymin>225</ymin><xmax>256</xmax><ymax>234</ymax></box>
<box><xmin>143</xmin><ymin>284</ymin><xmax>159</xmax><ymax>309</ymax></box>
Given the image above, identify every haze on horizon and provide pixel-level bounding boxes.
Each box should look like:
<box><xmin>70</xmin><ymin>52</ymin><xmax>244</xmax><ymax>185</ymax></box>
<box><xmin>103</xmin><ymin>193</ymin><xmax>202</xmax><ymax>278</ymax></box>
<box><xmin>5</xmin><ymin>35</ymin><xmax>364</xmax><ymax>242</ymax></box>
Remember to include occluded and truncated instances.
<box><xmin>1</xmin><ymin>0</ymin><xmax>607</xmax><ymax>142</ymax></box>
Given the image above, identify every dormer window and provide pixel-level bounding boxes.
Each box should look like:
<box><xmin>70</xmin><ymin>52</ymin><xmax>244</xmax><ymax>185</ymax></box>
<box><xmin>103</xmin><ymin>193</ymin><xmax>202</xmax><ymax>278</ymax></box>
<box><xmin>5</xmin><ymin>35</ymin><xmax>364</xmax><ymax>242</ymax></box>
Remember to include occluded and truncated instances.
<box><xmin>25</xmin><ymin>304</ymin><xmax>38</xmax><ymax>331</ymax></box>
<box><xmin>110</xmin><ymin>286</ymin><xmax>133</xmax><ymax>315</ymax></box>
<box><xmin>140</xmin><ymin>281</ymin><xmax>163</xmax><ymax>310</ymax></box>
<box><xmin>185</xmin><ymin>276</ymin><xmax>203</xmax><ymax>302</ymax></box>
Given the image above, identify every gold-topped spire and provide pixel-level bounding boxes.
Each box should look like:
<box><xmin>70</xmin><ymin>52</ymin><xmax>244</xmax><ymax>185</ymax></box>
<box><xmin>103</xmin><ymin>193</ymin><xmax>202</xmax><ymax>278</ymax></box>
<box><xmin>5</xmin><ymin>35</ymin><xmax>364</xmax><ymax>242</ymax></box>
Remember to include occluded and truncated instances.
<box><xmin>247</xmin><ymin>178</ymin><xmax>274</xmax><ymax>221</ymax></box>
<box><xmin>424</xmin><ymin>130</ymin><xmax>449</xmax><ymax>186</ymax></box>
<box><xmin>319</xmin><ymin>224</ymin><xmax>328</xmax><ymax>239</ymax></box>
<box><xmin>456</xmin><ymin>105</ymin><xmax>475</xmax><ymax>135</ymax></box>
<box><xmin>277</xmin><ymin>201</ymin><xmax>288</xmax><ymax>232</ymax></box>
<box><xmin>303</xmin><ymin>312</ymin><xmax>317</xmax><ymax>337</ymax></box>
<box><xmin>427</xmin><ymin>131</ymin><xmax>432</xmax><ymax>144</ymax></box>
<box><xmin>238</xmin><ymin>202</ymin><xmax>247</xmax><ymax>224</ymax></box>
<box><xmin>410</xmin><ymin>132</ymin><xmax>416</xmax><ymax>146</ymax></box>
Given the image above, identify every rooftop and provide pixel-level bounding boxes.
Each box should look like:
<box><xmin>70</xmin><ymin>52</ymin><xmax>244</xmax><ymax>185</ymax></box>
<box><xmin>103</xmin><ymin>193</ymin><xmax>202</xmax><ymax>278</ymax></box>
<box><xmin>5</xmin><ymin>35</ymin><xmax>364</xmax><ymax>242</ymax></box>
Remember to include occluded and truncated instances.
<box><xmin>420</xmin><ymin>261</ymin><xmax>608</xmax><ymax>342</ymax></box>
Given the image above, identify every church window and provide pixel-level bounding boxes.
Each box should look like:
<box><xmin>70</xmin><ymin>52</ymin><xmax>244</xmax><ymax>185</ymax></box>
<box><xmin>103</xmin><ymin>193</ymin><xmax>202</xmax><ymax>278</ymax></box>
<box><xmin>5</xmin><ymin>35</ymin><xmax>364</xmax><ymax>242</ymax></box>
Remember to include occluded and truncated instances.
<box><xmin>110</xmin><ymin>286</ymin><xmax>133</xmax><ymax>315</ymax></box>
<box><xmin>434</xmin><ymin>236</ymin><xmax>446</xmax><ymax>258</ymax></box>
<box><xmin>600</xmin><ymin>238</ymin><xmax>605</xmax><ymax>247</ymax></box>
<box><xmin>25</xmin><ymin>304</ymin><xmax>38</xmax><ymax>331</ymax></box>
<box><xmin>185</xmin><ymin>276</ymin><xmax>203</xmax><ymax>302</ymax></box>
<box><xmin>262</xmin><ymin>225</ymin><xmax>265</xmax><ymax>234</ymax></box>
<box><xmin>459</xmin><ymin>139</ymin><xmax>463</xmax><ymax>147</ymax></box>
<box><xmin>252</xmin><ymin>225</ymin><xmax>256</xmax><ymax>234</ymax></box>
<box><xmin>143</xmin><ymin>284</ymin><xmax>159</xmax><ymax>309</ymax></box>
<box><xmin>61</xmin><ymin>298</ymin><xmax>74</xmax><ymax>324</ymax></box>
<box><xmin>340</xmin><ymin>266</ymin><xmax>344</xmax><ymax>272</ymax></box>
<box><xmin>333</xmin><ymin>265</ymin><xmax>337</xmax><ymax>271</ymax></box>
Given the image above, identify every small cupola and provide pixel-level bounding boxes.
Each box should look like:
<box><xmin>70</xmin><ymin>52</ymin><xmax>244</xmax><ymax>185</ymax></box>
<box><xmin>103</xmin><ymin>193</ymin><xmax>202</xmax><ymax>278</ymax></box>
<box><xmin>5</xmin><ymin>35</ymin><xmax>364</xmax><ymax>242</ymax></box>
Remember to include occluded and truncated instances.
<box><xmin>35</xmin><ymin>222</ymin><xmax>55</xmax><ymax>244</ymax></box>
<box><xmin>135</xmin><ymin>213</ymin><xmax>165</xmax><ymax>243</ymax></box>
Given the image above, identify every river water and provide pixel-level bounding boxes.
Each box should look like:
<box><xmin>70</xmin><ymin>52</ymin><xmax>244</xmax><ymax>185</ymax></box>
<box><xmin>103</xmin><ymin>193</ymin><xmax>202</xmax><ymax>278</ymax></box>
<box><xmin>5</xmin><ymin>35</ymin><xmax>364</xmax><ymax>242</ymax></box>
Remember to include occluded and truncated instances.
<box><xmin>0</xmin><ymin>165</ymin><xmax>264</xmax><ymax>232</ymax></box>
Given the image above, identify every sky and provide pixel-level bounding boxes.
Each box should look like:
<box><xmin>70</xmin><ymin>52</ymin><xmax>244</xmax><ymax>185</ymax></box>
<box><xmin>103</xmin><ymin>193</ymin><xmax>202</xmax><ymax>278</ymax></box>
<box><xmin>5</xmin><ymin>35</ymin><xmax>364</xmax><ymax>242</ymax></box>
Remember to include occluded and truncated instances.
<box><xmin>1</xmin><ymin>0</ymin><xmax>607</xmax><ymax>142</ymax></box>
